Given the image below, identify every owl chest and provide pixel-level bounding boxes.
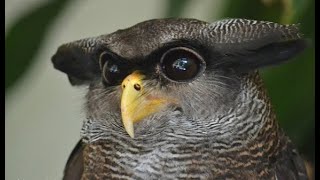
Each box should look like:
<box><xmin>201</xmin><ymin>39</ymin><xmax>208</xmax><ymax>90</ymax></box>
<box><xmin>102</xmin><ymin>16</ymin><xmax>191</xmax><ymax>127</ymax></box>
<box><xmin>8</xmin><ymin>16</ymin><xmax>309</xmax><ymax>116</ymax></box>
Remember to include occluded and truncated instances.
<box><xmin>82</xmin><ymin>142</ymin><xmax>275</xmax><ymax>179</ymax></box>
<box><xmin>83</xmin><ymin>145</ymin><xmax>212</xmax><ymax>179</ymax></box>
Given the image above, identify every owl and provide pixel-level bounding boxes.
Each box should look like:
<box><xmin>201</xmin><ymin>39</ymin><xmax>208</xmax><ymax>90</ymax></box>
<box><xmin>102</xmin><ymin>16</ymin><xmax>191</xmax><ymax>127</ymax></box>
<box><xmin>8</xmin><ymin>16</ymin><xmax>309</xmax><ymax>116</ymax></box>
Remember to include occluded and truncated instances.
<box><xmin>52</xmin><ymin>18</ymin><xmax>308</xmax><ymax>179</ymax></box>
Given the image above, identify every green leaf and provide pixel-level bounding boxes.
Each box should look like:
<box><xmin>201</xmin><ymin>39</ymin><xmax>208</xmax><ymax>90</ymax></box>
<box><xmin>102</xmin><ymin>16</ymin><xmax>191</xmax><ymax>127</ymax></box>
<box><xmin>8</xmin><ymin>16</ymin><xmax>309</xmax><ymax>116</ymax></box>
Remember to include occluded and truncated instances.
<box><xmin>5</xmin><ymin>0</ymin><xmax>72</xmax><ymax>92</ymax></box>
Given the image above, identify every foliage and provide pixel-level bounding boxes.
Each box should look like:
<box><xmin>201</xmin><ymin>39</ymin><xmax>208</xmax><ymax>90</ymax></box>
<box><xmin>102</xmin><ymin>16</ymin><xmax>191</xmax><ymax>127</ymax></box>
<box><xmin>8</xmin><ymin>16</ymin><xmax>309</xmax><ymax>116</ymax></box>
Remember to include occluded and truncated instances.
<box><xmin>5</xmin><ymin>0</ymin><xmax>72</xmax><ymax>92</ymax></box>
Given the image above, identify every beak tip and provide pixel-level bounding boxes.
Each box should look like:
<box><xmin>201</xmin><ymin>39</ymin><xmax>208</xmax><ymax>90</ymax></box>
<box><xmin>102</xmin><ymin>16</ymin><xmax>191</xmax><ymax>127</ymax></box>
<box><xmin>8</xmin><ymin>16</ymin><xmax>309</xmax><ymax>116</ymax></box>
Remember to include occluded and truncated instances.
<box><xmin>128</xmin><ymin>132</ymin><xmax>135</xmax><ymax>138</ymax></box>
<box><xmin>123</xmin><ymin>119</ymin><xmax>135</xmax><ymax>138</ymax></box>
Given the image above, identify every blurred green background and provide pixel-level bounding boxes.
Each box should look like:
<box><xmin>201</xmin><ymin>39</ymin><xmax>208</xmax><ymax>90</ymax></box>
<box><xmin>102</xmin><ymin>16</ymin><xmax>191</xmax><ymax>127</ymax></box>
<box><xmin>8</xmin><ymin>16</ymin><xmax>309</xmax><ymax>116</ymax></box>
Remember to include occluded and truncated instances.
<box><xmin>5</xmin><ymin>0</ymin><xmax>314</xmax><ymax>179</ymax></box>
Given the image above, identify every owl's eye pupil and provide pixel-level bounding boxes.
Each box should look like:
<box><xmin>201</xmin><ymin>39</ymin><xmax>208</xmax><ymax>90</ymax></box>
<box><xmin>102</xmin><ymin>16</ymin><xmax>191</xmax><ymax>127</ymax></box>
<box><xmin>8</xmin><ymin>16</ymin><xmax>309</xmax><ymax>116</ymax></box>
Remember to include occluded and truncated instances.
<box><xmin>109</xmin><ymin>64</ymin><xmax>119</xmax><ymax>73</ymax></box>
<box><xmin>172</xmin><ymin>58</ymin><xmax>189</xmax><ymax>71</ymax></box>
<box><xmin>100</xmin><ymin>52</ymin><xmax>128</xmax><ymax>85</ymax></box>
<box><xmin>161</xmin><ymin>47</ymin><xmax>205</xmax><ymax>82</ymax></box>
<box><xmin>103</xmin><ymin>60</ymin><xmax>125</xmax><ymax>85</ymax></box>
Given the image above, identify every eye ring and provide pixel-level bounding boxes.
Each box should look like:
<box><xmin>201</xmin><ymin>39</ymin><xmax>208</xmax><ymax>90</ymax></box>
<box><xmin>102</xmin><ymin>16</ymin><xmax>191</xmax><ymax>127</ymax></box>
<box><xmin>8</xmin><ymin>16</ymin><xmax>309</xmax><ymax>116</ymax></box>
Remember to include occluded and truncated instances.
<box><xmin>99</xmin><ymin>51</ymin><xmax>112</xmax><ymax>70</ymax></box>
<box><xmin>160</xmin><ymin>47</ymin><xmax>206</xmax><ymax>82</ymax></box>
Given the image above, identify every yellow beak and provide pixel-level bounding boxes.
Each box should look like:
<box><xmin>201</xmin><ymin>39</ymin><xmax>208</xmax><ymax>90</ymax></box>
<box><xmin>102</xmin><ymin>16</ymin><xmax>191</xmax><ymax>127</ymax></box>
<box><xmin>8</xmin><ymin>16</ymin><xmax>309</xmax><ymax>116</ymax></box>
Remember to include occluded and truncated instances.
<box><xmin>120</xmin><ymin>71</ymin><xmax>171</xmax><ymax>138</ymax></box>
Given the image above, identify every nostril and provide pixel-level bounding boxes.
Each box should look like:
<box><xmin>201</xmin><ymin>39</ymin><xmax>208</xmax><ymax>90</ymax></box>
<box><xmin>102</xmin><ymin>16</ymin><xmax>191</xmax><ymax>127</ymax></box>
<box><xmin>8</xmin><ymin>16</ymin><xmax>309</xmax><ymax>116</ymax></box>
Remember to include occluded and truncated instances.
<box><xmin>134</xmin><ymin>84</ymin><xmax>141</xmax><ymax>91</ymax></box>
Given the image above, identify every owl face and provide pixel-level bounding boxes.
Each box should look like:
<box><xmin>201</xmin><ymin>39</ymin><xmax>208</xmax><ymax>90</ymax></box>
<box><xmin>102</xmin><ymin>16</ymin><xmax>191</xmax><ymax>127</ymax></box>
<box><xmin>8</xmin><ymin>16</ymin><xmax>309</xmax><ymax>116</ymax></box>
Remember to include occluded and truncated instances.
<box><xmin>86</xmin><ymin>37</ymin><xmax>240</xmax><ymax>138</ymax></box>
<box><xmin>52</xmin><ymin>18</ymin><xmax>306</xmax><ymax>139</ymax></box>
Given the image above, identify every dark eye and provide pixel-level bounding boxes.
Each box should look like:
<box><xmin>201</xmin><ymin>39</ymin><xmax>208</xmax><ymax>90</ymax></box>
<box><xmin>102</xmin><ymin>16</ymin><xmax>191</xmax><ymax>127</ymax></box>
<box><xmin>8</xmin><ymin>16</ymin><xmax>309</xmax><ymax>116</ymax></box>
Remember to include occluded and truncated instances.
<box><xmin>160</xmin><ymin>47</ymin><xmax>205</xmax><ymax>82</ymax></box>
<box><xmin>100</xmin><ymin>52</ymin><xmax>129</xmax><ymax>85</ymax></box>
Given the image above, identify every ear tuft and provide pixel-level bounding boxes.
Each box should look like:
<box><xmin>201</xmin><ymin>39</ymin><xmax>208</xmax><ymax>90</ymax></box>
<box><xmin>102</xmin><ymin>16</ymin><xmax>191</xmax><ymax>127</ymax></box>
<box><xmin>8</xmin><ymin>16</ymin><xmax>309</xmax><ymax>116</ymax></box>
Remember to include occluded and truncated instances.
<box><xmin>205</xmin><ymin>19</ymin><xmax>308</xmax><ymax>72</ymax></box>
<box><xmin>51</xmin><ymin>45</ymin><xmax>100</xmax><ymax>86</ymax></box>
<box><xmin>213</xmin><ymin>39</ymin><xmax>308</xmax><ymax>73</ymax></box>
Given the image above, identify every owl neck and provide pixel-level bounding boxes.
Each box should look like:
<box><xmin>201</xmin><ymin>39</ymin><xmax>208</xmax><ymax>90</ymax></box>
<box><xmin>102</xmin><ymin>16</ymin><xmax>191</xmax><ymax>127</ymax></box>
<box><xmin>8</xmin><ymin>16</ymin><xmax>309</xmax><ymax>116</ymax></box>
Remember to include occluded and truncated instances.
<box><xmin>204</xmin><ymin>72</ymin><xmax>282</xmax><ymax>150</ymax></box>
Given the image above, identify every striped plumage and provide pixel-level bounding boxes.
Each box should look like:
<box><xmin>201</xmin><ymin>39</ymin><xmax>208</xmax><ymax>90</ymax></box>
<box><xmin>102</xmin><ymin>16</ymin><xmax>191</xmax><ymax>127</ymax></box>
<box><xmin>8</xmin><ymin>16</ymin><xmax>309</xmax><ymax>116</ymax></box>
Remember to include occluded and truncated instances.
<box><xmin>52</xmin><ymin>18</ymin><xmax>308</xmax><ymax>179</ymax></box>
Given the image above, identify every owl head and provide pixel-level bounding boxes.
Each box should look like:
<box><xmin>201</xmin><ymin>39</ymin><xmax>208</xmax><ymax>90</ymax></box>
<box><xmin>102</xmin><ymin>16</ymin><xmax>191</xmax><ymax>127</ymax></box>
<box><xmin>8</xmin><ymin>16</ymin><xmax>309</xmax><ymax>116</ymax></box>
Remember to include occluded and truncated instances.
<box><xmin>52</xmin><ymin>18</ymin><xmax>306</xmax><ymax>140</ymax></box>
